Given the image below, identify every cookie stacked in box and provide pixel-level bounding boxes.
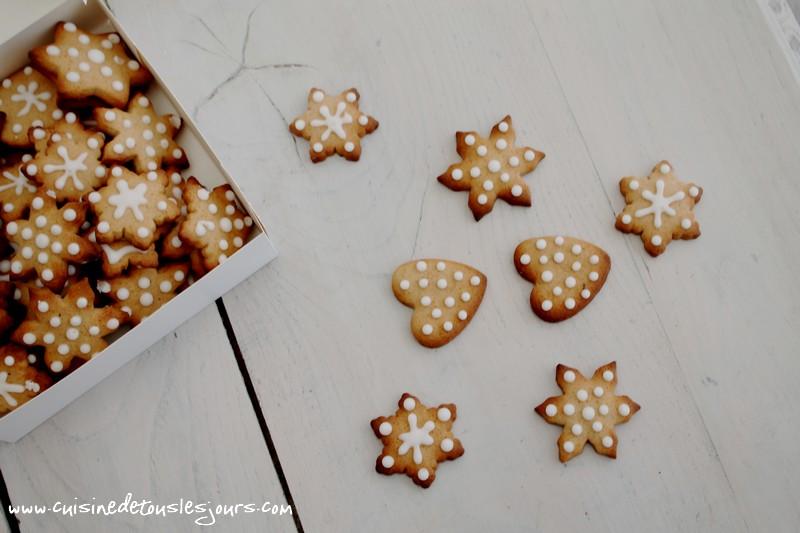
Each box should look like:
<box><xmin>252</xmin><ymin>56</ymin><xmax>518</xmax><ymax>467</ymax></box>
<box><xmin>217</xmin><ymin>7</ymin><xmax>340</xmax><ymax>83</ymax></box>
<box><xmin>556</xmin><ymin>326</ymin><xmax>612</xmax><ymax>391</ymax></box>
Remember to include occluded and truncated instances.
<box><xmin>0</xmin><ymin>22</ymin><xmax>254</xmax><ymax>414</ymax></box>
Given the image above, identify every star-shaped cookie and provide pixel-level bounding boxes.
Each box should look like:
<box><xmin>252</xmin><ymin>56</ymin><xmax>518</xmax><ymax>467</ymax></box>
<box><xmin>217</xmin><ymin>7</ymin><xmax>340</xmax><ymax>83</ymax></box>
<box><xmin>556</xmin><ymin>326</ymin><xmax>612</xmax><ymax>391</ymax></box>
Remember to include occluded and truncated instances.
<box><xmin>535</xmin><ymin>362</ymin><xmax>640</xmax><ymax>462</ymax></box>
<box><xmin>289</xmin><ymin>87</ymin><xmax>379</xmax><ymax>163</ymax></box>
<box><xmin>12</xmin><ymin>279</ymin><xmax>127</xmax><ymax>373</ymax></box>
<box><xmin>0</xmin><ymin>344</ymin><xmax>51</xmax><ymax>414</ymax></box>
<box><xmin>615</xmin><ymin>160</ymin><xmax>702</xmax><ymax>256</ymax></box>
<box><xmin>30</xmin><ymin>22</ymin><xmax>152</xmax><ymax>108</ymax></box>
<box><xmin>97</xmin><ymin>264</ymin><xmax>189</xmax><ymax>325</ymax></box>
<box><xmin>371</xmin><ymin>393</ymin><xmax>464</xmax><ymax>488</ymax></box>
<box><xmin>437</xmin><ymin>115</ymin><xmax>545</xmax><ymax>221</ymax></box>
<box><xmin>93</xmin><ymin>94</ymin><xmax>187</xmax><ymax>173</ymax></box>
<box><xmin>0</xmin><ymin>154</ymin><xmax>37</xmax><ymax>222</ymax></box>
<box><xmin>0</xmin><ymin>66</ymin><xmax>64</xmax><ymax>148</ymax></box>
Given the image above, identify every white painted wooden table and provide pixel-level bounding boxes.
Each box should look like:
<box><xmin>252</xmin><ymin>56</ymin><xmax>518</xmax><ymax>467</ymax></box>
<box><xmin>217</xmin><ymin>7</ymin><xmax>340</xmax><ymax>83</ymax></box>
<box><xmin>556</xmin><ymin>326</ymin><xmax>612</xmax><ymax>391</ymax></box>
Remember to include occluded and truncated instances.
<box><xmin>1</xmin><ymin>0</ymin><xmax>799</xmax><ymax>531</ymax></box>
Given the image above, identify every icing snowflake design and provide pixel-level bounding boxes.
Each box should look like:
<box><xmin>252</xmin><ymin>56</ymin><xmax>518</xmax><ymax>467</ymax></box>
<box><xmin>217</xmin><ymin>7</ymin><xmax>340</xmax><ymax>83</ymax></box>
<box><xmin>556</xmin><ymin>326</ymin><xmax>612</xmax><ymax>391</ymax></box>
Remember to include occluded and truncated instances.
<box><xmin>0</xmin><ymin>344</ymin><xmax>50</xmax><ymax>413</ymax></box>
<box><xmin>0</xmin><ymin>372</ymin><xmax>26</xmax><ymax>406</ymax></box>
<box><xmin>370</xmin><ymin>393</ymin><xmax>464</xmax><ymax>488</ymax></box>
<box><xmin>289</xmin><ymin>87</ymin><xmax>379</xmax><ymax>162</ymax></box>
<box><xmin>535</xmin><ymin>362</ymin><xmax>640</xmax><ymax>462</ymax></box>
<box><xmin>437</xmin><ymin>115</ymin><xmax>545</xmax><ymax>221</ymax></box>
<box><xmin>11</xmin><ymin>81</ymin><xmax>51</xmax><ymax>116</ymax></box>
<box><xmin>0</xmin><ymin>168</ymin><xmax>36</xmax><ymax>196</ymax></box>
<box><xmin>43</xmin><ymin>146</ymin><xmax>88</xmax><ymax>191</ymax></box>
<box><xmin>109</xmin><ymin>180</ymin><xmax>147</xmax><ymax>220</ymax></box>
<box><xmin>615</xmin><ymin>160</ymin><xmax>702</xmax><ymax>256</ymax></box>
<box><xmin>310</xmin><ymin>101</ymin><xmax>352</xmax><ymax>141</ymax></box>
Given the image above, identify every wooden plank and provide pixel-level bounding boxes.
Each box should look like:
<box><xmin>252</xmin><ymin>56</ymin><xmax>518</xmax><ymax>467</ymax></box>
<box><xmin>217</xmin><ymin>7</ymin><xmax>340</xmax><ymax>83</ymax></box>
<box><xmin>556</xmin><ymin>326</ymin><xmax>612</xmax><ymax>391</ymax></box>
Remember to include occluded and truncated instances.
<box><xmin>0</xmin><ymin>305</ymin><xmax>295</xmax><ymax>532</ymax></box>
<box><xmin>126</xmin><ymin>0</ymin><xmax>783</xmax><ymax>530</ymax></box>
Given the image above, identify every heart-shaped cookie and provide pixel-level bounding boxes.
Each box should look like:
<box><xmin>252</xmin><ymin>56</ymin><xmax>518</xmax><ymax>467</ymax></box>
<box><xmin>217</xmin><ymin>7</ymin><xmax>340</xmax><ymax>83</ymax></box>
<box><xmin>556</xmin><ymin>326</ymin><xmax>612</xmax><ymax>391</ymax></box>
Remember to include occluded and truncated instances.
<box><xmin>514</xmin><ymin>236</ymin><xmax>610</xmax><ymax>322</ymax></box>
<box><xmin>392</xmin><ymin>259</ymin><xmax>486</xmax><ymax>348</ymax></box>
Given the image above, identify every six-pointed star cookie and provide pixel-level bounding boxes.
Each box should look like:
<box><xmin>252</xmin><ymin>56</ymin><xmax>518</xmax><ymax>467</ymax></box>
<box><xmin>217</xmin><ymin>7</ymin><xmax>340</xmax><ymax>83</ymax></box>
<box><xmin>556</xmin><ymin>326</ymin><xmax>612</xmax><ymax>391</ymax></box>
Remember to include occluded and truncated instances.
<box><xmin>615</xmin><ymin>160</ymin><xmax>702</xmax><ymax>256</ymax></box>
<box><xmin>535</xmin><ymin>362</ymin><xmax>640</xmax><ymax>462</ymax></box>
<box><xmin>437</xmin><ymin>115</ymin><xmax>545</xmax><ymax>221</ymax></box>
<box><xmin>0</xmin><ymin>66</ymin><xmax>64</xmax><ymax>148</ymax></box>
<box><xmin>0</xmin><ymin>344</ymin><xmax>51</xmax><ymax>414</ymax></box>
<box><xmin>93</xmin><ymin>94</ymin><xmax>187</xmax><ymax>173</ymax></box>
<box><xmin>12</xmin><ymin>279</ymin><xmax>126</xmax><ymax>373</ymax></box>
<box><xmin>289</xmin><ymin>87</ymin><xmax>379</xmax><ymax>163</ymax></box>
<box><xmin>97</xmin><ymin>264</ymin><xmax>189</xmax><ymax>325</ymax></box>
<box><xmin>30</xmin><ymin>22</ymin><xmax>152</xmax><ymax>108</ymax></box>
<box><xmin>371</xmin><ymin>393</ymin><xmax>464</xmax><ymax>488</ymax></box>
<box><xmin>5</xmin><ymin>193</ymin><xmax>97</xmax><ymax>291</ymax></box>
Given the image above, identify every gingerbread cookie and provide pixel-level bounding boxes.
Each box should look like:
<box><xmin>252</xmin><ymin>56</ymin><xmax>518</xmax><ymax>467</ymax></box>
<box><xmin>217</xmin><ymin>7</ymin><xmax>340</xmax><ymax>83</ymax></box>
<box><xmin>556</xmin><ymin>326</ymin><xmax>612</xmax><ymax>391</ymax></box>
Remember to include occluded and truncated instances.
<box><xmin>615</xmin><ymin>161</ymin><xmax>702</xmax><ymax>256</ymax></box>
<box><xmin>0</xmin><ymin>66</ymin><xmax>63</xmax><ymax>148</ymax></box>
<box><xmin>97</xmin><ymin>264</ymin><xmax>189</xmax><ymax>325</ymax></box>
<box><xmin>289</xmin><ymin>88</ymin><xmax>379</xmax><ymax>163</ymax></box>
<box><xmin>0</xmin><ymin>154</ymin><xmax>37</xmax><ymax>222</ymax></box>
<box><xmin>0</xmin><ymin>344</ymin><xmax>51</xmax><ymax>415</ymax></box>
<box><xmin>5</xmin><ymin>193</ymin><xmax>97</xmax><ymax>291</ymax></box>
<box><xmin>437</xmin><ymin>115</ymin><xmax>545</xmax><ymax>221</ymax></box>
<box><xmin>514</xmin><ymin>236</ymin><xmax>610</xmax><ymax>322</ymax></box>
<box><xmin>88</xmin><ymin>167</ymin><xmax>180</xmax><ymax>249</ymax></box>
<box><xmin>371</xmin><ymin>393</ymin><xmax>464</xmax><ymax>488</ymax></box>
<box><xmin>12</xmin><ymin>279</ymin><xmax>126</xmax><ymax>373</ymax></box>
<box><xmin>86</xmin><ymin>230</ymin><xmax>158</xmax><ymax>278</ymax></box>
<box><xmin>179</xmin><ymin>177</ymin><xmax>253</xmax><ymax>270</ymax></box>
<box><xmin>93</xmin><ymin>94</ymin><xmax>187</xmax><ymax>173</ymax></box>
<box><xmin>24</xmin><ymin>117</ymin><xmax>107</xmax><ymax>202</ymax></box>
<box><xmin>535</xmin><ymin>362</ymin><xmax>640</xmax><ymax>462</ymax></box>
<box><xmin>30</xmin><ymin>22</ymin><xmax>152</xmax><ymax>109</ymax></box>
<box><xmin>392</xmin><ymin>259</ymin><xmax>486</xmax><ymax>348</ymax></box>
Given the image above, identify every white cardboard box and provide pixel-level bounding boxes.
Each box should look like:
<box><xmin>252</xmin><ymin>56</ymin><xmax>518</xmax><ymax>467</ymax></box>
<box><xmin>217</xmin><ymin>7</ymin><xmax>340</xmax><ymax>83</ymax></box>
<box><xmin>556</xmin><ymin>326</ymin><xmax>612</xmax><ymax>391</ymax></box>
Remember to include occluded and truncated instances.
<box><xmin>0</xmin><ymin>0</ymin><xmax>277</xmax><ymax>441</ymax></box>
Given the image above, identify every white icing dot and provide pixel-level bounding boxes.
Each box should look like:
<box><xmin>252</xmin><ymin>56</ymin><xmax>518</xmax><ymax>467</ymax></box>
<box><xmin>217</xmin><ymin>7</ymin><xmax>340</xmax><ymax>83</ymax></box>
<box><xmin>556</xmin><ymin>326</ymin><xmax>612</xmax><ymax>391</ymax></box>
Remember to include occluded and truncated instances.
<box><xmin>443</xmin><ymin>321</ymin><xmax>453</xmax><ymax>331</ymax></box>
<box><xmin>381</xmin><ymin>455</ymin><xmax>394</xmax><ymax>468</ymax></box>
<box><xmin>629</xmin><ymin>180</ymin><xmax>639</xmax><ymax>190</ymax></box>
<box><xmin>415</xmin><ymin>261</ymin><xmax>427</xmax><ymax>272</ymax></box>
<box><xmin>555</xmin><ymin>236</ymin><xmax>564</xmax><ymax>246</ymax></box>
<box><xmin>541</xmin><ymin>270</ymin><xmax>553</xmax><ymax>283</ymax></box>
<box><xmin>511</xmin><ymin>185</ymin><xmax>523</xmax><ymax>197</ymax></box>
<box><xmin>140</xmin><ymin>293</ymin><xmax>153</xmax><ymax>306</ymax></box>
<box><xmin>344</xmin><ymin>142</ymin><xmax>355</xmax><ymax>152</ymax></box>
<box><xmin>498</xmin><ymin>121</ymin><xmax>509</xmax><ymax>132</ymax></box>
<box><xmin>495</xmin><ymin>138</ymin><xmax>507</xmax><ymax>150</ymax></box>
<box><xmin>66</xmin><ymin>72</ymin><xmax>80</xmax><ymax>83</ymax></box>
<box><xmin>571</xmin><ymin>423</ymin><xmax>583</xmax><ymax>436</ymax></box>
<box><xmin>524</xmin><ymin>149</ymin><xmax>535</xmax><ymax>161</ymax></box>
<box><xmin>312</xmin><ymin>142</ymin><xmax>323</xmax><ymax>153</ymax></box>
<box><xmin>477</xmin><ymin>194</ymin><xmax>488</xmax><ymax>205</ymax></box>
<box><xmin>112</xmin><ymin>80</ymin><xmax>123</xmax><ymax>91</ymax></box>
<box><xmin>554</xmin><ymin>252</ymin><xmax>564</xmax><ymax>264</ymax></box>
<box><xmin>689</xmin><ymin>186</ymin><xmax>700</xmax><ymax>198</ymax></box>
<box><xmin>602</xmin><ymin>370</ymin><xmax>614</xmax><ymax>382</ymax></box>
<box><xmin>403</xmin><ymin>397</ymin><xmax>416</xmax><ymax>411</ymax></box>
<box><xmin>577</xmin><ymin>389</ymin><xmax>589</xmax><ymax>401</ymax></box>
<box><xmin>545</xmin><ymin>404</ymin><xmax>557</xmax><ymax>417</ymax></box>
<box><xmin>457</xmin><ymin>310</ymin><xmax>468</xmax><ymax>320</ymax></box>
<box><xmin>444</xmin><ymin>296</ymin><xmax>455</xmax><ymax>308</ymax></box>
<box><xmin>399</xmin><ymin>279</ymin><xmax>410</xmax><ymax>290</ymax></box>
<box><xmin>420</xmin><ymin>296</ymin><xmax>431</xmax><ymax>306</ymax></box>
<box><xmin>312</xmin><ymin>90</ymin><xmax>324</xmax><ymax>102</ymax></box>
<box><xmin>436</xmin><ymin>279</ymin><xmax>447</xmax><ymax>289</ymax></box>
<box><xmin>488</xmin><ymin>160</ymin><xmax>501</xmax><ymax>173</ymax></box>
<box><xmin>563</xmin><ymin>403</ymin><xmax>575</xmax><ymax>416</ymax></box>
<box><xmin>42</xmin><ymin>269</ymin><xmax>54</xmax><ymax>281</ymax></box>
<box><xmin>46</xmin><ymin>45</ymin><xmax>60</xmax><ymax>56</ymax></box>
<box><xmin>477</xmin><ymin>145</ymin><xmax>487</xmax><ymax>156</ymax></box>
<box><xmin>660</xmin><ymin>163</ymin><xmax>671</xmax><ymax>174</ymax></box>
<box><xmin>437</xmin><ymin>407</ymin><xmax>451</xmax><ymax>421</ymax></box>
<box><xmin>593</xmin><ymin>386</ymin><xmax>604</xmax><ymax>397</ymax></box>
<box><xmin>618</xmin><ymin>403</ymin><xmax>631</xmax><ymax>416</ymax></box>
<box><xmin>440</xmin><ymin>438</ymin><xmax>454</xmax><ymax>452</ymax></box>
<box><xmin>460</xmin><ymin>291</ymin><xmax>471</xmax><ymax>302</ymax></box>
<box><xmin>565</xmin><ymin>276</ymin><xmax>576</xmax><ymax>288</ymax></box>
<box><xmin>107</xmin><ymin>318</ymin><xmax>120</xmax><ymax>329</ymax></box>
<box><xmin>563</xmin><ymin>370</ymin><xmax>576</xmax><ymax>383</ymax></box>
<box><xmin>500</xmin><ymin>172</ymin><xmax>510</xmax><ymax>182</ymax></box>
<box><xmin>581</xmin><ymin>289</ymin><xmax>591</xmax><ymax>299</ymax></box>
<box><xmin>418</xmin><ymin>278</ymin><xmax>429</xmax><ymax>288</ymax></box>
<box><xmin>651</xmin><ymin>235</ymin><xmax>663</xmax><ymax>246</ymax></box>
<box><xmin>681</xmin><ymin>218</ymin><xmax>692</xmax><ymax>229</ymax></box>
<box><xmin>565</xmin><ymin>298</ymin><xmax>576</xmax><ymax>309</ymax></box>
<box><xmin>432</xmin><ymin>308</ymin><xmax>442</xmax><ymax>318</ymax></box>
<box><xmin>571</xmin><ymin>261</ymin><xmax>581</xmax><ymax>272</ymax></box>
<box><xmin>519</xmin><ymin>254</ymin><xmax>531</xmax><ymax>265</ymax></box>
<box><xmin>541</xmin><ymin>300</ymin><xmax>553</xmax><ymax>311</ymax></box>
<box><xmin>294</xmin><ymin>119</ymin><xmax>305</xmax><ymax>131</ymax></box>
<box><xmin>589</xmin><ymin>271</ymin><xmax>599</xmax><ymax>282</ymax></box>
<box><xmin>571</xmin><ymin>244</ymin><xmax>582</xmax><ymax>255</ymax></box>
<box><xmin>451</xmin><ymin>168</ymin><xmax>463</xmax><ymax>181</ymax></box>
<box><xmin>602</xmin><ymin>436</ymin><xmax>614</xmax><ymax>448</ymax></box>
<box><xmin>464</xmin><ymin>134</ymin><xmax>475</xmax><ymax>146</ymax></box>
<box><xmin>22</xmin><ymin>333</ymin><xmax>37</xmax><ymax>345</ymax></box>
<box><xmin>563</xmin><ymin>441</ymin><xmax>575</xmax><ymax>453</ymax></box>
<box><xmin>51</xmin><ymin>361</ymin><xmax>63</xmax><ymax>372</ymax></box>
<box><xmin>453</xmin><ymin>271</ymin><xmax>464</xmax><ymax>281</ymax></box>
<box><xmin>470</xmin><ymin>166</ymin><xmax>481</xmax><ymax>178</ymax></box>
<box><xmin>88</xmin><ymin>48</ymin><xmax>105</xmax><ymax>63</ymax></box>
<box><xmin>3</xmin><ymin>356</ymin><xmax>13</xmax><ymax>367</ymax></box>
<box><xmin>509</xmin><ymin>156</ymin><xmax>519</xmax><ymax>167</ymax></box>
<box><xmin>417</xmin><ymin>468</ymin><xmax>429</xmax><ymax>481</ymax></box>
<box><xmin>379</xmin><ymin>421</ymin><xmax>392</xmax><ymax>435</ymax></box>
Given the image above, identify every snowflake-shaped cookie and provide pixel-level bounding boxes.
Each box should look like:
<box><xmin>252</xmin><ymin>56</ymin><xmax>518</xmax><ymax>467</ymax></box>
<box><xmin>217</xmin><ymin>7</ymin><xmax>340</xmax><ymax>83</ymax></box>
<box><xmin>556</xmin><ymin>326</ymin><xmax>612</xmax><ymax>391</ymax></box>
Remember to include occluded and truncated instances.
<box><xmin>0</xmin><ymin>66</ymin><xmax>64</xmax><ymax>148</ymax></box>
<box><xmin>5</xmin><ymin>193</ymin><xmax>97</xmax><ymax>291</ymax></box>
<box><xmin>179</xmin><ymin>177</ymin><xmax>253</xmax><ymax>270</ymax></box>
<box><xmin>0</xmin><ymin>154</ymin><xmax>37</xmax><ymax>222</ymax></box>
<box><xmin>0</xmin><ymin>344</ymin><xmax>51</xmax><ymax>414</ymax></box>
<box><xmin>24</xmin><ymin>119</ymin><xmax>107</xmax><ymax>202</ymax></box>
<box><xmin>97</xmin><ymin>264</ymin><xmax>189</xmax><ymax>325</ymax></box>
<box><xmin>93</xmin><ymin>94</ymin><xmax>187</xmax><ymax>173</ymax></box>
<box><xmin>30</xmin><ymin>22</ymin><xmax>152</xmax><ymax>109</ymax></box>
<box><xmin>371</xmin><ymin>393</ymin><xmax>464</xmax><ymax>488</ymax></box>
<box><xmin>89</xmin><ymin>167</ymin><xmax>180</xmax><ymax>249</ymax></box>
<box><xmin>289</xmin><ymin>87</ymin><xmax>379</xmax><ymax>163</ymax></box>
<box><xmin>615</xmin><ymin>160</ymin><xmax>702</xmax><ymax>256</ymax></box>
<box><xmin>535</xmin><ymin>362</ymin><xmax>640</xmax><ymax>462</ymax></box>
<box><xmin>438</xmin><ymin>115</ymin><xmax>545</xmax><ymax>221</ymax></box>
<box><xmin>13</xmin><ymin>279</ymin><xmax>126</xmax><ymax>373</ymax></box>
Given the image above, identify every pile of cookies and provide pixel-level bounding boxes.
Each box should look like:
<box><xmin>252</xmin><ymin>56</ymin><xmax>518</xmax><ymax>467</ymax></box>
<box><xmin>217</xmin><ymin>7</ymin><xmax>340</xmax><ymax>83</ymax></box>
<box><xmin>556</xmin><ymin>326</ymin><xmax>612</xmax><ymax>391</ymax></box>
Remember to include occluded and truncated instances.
<box><xmin>0</xmin><ymin>22</ymin><xmax>254</xmax><ymax>415</ymax></box>
<box><xmin>289</xmin><ymin>88</ymin><xmax>703</xmax><ymax>485</ymax></box>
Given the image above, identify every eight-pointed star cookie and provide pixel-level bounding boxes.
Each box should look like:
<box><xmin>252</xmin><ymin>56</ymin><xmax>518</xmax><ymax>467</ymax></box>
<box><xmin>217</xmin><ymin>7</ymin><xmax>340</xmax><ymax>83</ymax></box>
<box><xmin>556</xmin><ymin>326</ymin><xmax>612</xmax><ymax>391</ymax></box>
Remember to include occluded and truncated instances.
<box><xmin>30</xmin><ymin>22</ymin><xmax>152</xmax><ymax>109</ymax></box>
<box><xmin>5</xmin><ymin>193</ymin><xmax>97</xmax><ymax>291</ymax></box>
<box><xmin>615</xmin><ymin>160</ymin><xmax>702</xmax><ymax>256</ymax></box>
<box><xmin>24</xmin><ymin>117</ymin><xmax>107</xmax><ymax>202</ymax></box>
<box><xmin>0</xmin><ymin>66</ymin><xmax>64</xmax><ymax>148</ymax></box>
<box><xmin>179</xmin><ymin>177</ymin><xmax>253</xmax><ymax>270</ymax></box>
<box><xmin>0</xmin><ymin>344</ymin><xmax>51</xmax><ymax>415</ymax></box>
<box><xmin>89</xmin><ymin>167</ymin><xmax>180</xmax><ymax>249</ymax></box>
<box><xmin>392</xmin><ymin>259</ymin><xmax>487</xmax><ymax>348</ymax></box>
<box><xmin>12</xmin><ymin>279</ymin><xmax>126</xmax><ymax>373</ymax></box>
<box><xmin>289</xmin><ymin>87</ymin><xmax>379</xmax><ymax>163</ymax></box>
<box><xmin>535</xmin><ymin>362</ymin><xmax>640</xmax><ymax>462</ymax></box>
<box><xmin>97</xmin><ymin>264</ymin><xmax>189</xmax><ymax>325</ymax></box>
<box><xmin>371</xmin><ymin>393</ymin><xmax>464</xmax><ymax>488</ymax></box>
<box><xmin>93</xmin><ymin>94</ymin><xmax>187</xmax><ymax>173</ymax></box>
<box><xmin>437</xmin><ymin>115</ymin><xmax>545</xmax><ymax>221</ymax></box>
<box><xmin>514</xmin><ymin>236</ymin><xmax>610</xmax><ymax>322</ymax></box>
<box><xmin>0</xmin><ymin>154</ymin><xmax>37</xmax><ymax>223</ymax></box>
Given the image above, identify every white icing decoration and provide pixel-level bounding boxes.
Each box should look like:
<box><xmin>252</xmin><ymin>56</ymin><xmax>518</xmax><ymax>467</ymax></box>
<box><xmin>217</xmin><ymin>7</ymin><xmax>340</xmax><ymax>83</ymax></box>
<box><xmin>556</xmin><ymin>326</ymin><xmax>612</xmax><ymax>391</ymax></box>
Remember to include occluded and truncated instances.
<box><xmin>109</xmin><ymin>180</ymin><xmax>147</xmax><ymax>220</ymax></box>
<box><xmin>43</xmin><ymin>146</ymin><xmax>88</xmax><ymax>190</ymax></box>
<box><xmin>0</xmin><ymin>168</ymin><xmax>36</xmax><ymax>196</ymax></box>
<box><xmin>397</xmin><ymin>413</ymin><xmax>435</xmax><ymax>465</ymax></box>
<box><xmin>10</xmin><ymin>81</ymin><xmax>51</xmax><ymax>116</ymax></box>
<box><xmin>0</xmin><ymin>372</ymin><xmax>25</xmax><ymax>406</ymax></box>
<box><xmin>310</xmin><ymin>102</ymin><xmax>352</xmax><ymax>141</ymax></box>
<box><xmin>635</xmin><ymin>179</ymin><xmax>685</xmax><ymax>228</ymax></box>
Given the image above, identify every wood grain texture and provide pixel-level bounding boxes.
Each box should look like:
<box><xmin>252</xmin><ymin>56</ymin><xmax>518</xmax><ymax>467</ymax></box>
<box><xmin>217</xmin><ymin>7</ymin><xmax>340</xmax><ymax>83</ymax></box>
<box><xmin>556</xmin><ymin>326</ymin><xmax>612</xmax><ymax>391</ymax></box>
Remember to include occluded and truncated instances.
<box><xmin>106</xmin><ymin>0</ymin><xmax>798</xmax><ymax>531</ymax></box>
